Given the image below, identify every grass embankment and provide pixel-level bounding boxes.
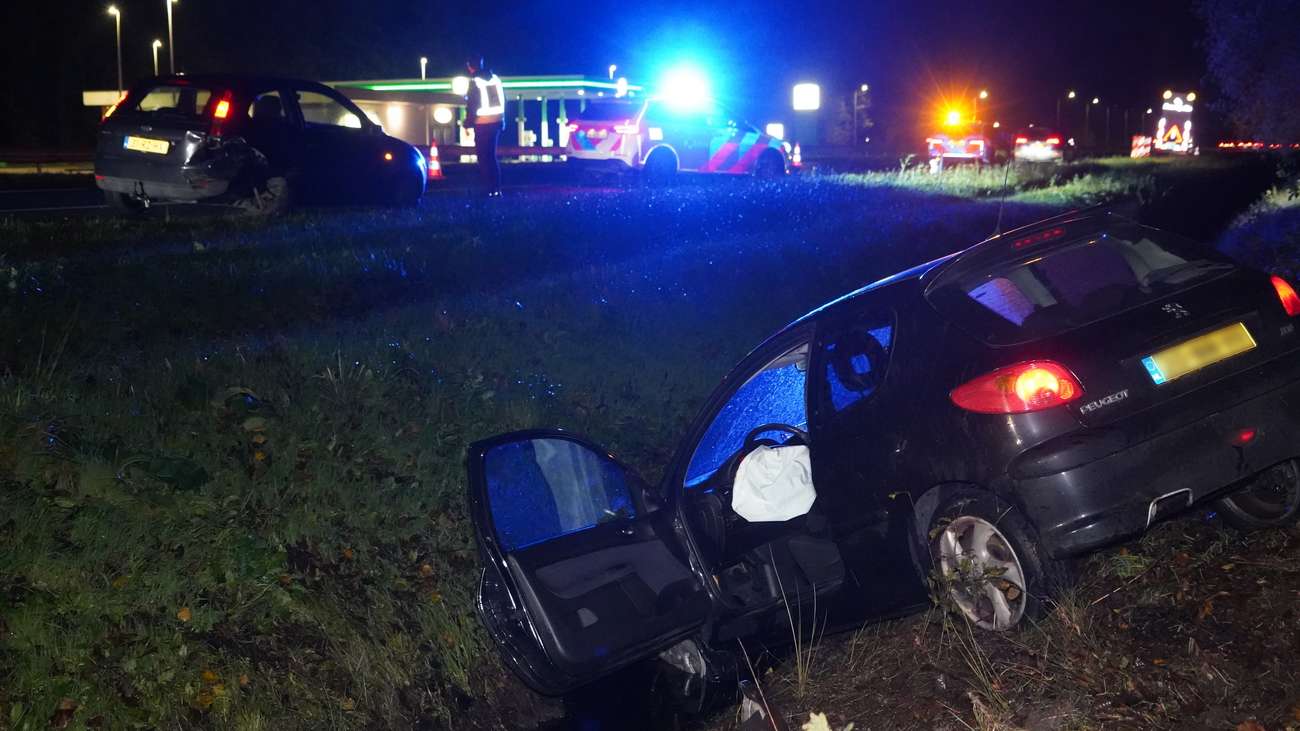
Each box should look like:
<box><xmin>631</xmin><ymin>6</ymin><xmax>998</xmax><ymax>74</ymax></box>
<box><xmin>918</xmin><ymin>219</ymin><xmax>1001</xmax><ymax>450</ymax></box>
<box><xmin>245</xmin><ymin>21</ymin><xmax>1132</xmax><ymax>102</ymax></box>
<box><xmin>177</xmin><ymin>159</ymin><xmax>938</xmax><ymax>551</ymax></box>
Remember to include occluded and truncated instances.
<box><xmin>0</xmin><ymin>159</ymin><xmax>1287</xmax><ymax>729</ymax></box>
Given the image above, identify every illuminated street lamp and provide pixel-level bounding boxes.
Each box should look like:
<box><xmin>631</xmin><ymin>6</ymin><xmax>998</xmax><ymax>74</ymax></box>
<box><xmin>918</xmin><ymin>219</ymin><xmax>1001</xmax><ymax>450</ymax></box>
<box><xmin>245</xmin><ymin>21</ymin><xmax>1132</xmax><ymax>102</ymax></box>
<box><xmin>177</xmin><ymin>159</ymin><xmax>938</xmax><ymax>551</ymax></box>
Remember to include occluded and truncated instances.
<box><xmin>1058</xmin><ymin>90</ymin><xmax>1077</xmax><ymax>129</ymax></box>
<box><xmin>165</xmin><ymin>0</ymin><xmax>178</xmax><ymax>74</ymax></box>
<box><xmin>419</xmin><ymin>56</ymin><xmax>428</xmax><ymax>80</ymax></box>
<box><xmin>1085</xmin><ymin>97</ymin><xmax>1100</xmax><ymax>146</ymax></box>
<box><xmin>853</xmin><ymin>82</ymin><xmax>870</xmax><ymax>145</ymax></box>
<box><xmin>107</xmin><ymin>6</ymin><xmax>122</xmax><ymax>95</ymax></box>
<box><xmin>608</xmin><ymin>64</ymin><xmax>617</xmax><ymax>81</ymax></box>
<box><xmin>974</xmin><ymin>89</ymin><xmax>989</xmax><ymax>122</ymax></box>
<box><xmin>152</xmin><ymin>39</ymin><xmax>163</xmax><ymax>76</ymax></box>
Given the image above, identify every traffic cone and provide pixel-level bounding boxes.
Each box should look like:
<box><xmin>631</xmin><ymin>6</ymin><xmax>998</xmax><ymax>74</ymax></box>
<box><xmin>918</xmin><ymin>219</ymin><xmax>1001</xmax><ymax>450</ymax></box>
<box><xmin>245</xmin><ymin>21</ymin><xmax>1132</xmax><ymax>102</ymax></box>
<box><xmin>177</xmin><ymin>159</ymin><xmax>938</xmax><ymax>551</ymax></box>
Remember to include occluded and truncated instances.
<box><xmin>791</xmin><ymin>143</ymin><xmax>802</xmax><ymax>168</ymax></box>
<box><xmin>427</xmin><ymin>142</ymin><xmax>443</xmax><ymax>180</ymax></box>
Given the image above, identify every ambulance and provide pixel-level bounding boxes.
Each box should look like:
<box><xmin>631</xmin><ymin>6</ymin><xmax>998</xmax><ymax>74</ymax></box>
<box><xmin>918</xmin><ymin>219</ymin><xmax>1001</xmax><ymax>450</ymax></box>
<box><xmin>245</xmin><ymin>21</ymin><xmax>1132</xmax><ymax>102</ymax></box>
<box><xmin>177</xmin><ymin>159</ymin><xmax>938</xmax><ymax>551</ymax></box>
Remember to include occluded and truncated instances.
<box><xmin>565</xmin><ymin>98</ymin><xmax>790</xmax><ymax>182</ymax></box>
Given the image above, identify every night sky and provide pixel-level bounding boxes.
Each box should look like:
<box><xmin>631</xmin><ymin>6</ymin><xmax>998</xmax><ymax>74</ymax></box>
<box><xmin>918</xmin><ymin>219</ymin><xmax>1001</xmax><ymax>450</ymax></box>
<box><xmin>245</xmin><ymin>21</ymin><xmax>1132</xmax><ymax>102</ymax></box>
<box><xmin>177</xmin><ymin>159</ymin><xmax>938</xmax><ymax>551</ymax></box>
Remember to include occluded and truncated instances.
<box><xmin>1</xmin><ymin>0</ymin><xmax>1207</xmax><ymax>148</ymax></box>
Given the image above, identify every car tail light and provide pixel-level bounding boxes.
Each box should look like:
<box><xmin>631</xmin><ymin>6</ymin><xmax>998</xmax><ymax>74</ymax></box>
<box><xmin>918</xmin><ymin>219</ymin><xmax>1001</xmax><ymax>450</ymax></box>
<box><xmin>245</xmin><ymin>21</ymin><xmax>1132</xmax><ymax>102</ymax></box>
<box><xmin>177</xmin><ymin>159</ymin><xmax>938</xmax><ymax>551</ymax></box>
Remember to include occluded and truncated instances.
<box><xmin>209</xmin><ymin>90</ymin><xmax>234</xmax><ymax>136</ymax></box>
<box><xmin>1271</xmin><ymin>275</ymin><xmax>1300</xmax><ymax>316</ymax></box>
<box><xmin>1014</xmin><ymin>136</ymin><xmax>1029</xmax><ymax>145</ymax></box>
<box><xmin>950</xmin><ymin>361</ymin><xmax>1084</xmax><ymax>414</ymax></box>
<box><xmin>101</xmin><ymin>91</ymin><xmax>129</xmax><ymax>122</ymax></box>
<box><xmin>1045</xmin><ymin>136</ymin><xmax>1061</xmax><ymax>146</ymax></box>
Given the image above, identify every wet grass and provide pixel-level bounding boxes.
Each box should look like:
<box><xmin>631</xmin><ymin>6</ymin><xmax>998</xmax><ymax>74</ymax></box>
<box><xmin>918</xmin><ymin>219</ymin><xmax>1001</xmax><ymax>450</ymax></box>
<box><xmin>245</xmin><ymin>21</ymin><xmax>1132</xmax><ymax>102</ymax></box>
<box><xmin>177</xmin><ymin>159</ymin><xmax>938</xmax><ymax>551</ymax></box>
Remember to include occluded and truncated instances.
<box><xmin>0</xmin><ymin>159</ymin><xmax>1291</xmax><ymax>729</ymax></box>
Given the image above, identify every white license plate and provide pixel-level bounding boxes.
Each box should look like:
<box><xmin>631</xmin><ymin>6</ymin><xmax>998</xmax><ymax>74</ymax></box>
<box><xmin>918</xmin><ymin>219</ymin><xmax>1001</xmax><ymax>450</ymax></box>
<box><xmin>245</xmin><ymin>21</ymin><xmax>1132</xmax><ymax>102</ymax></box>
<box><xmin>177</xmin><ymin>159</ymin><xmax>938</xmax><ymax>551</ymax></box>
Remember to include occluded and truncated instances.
<box><xmin>123</xmin><ymin>136</ymin><xmax>170</xmax><ymax>154</ymax></box>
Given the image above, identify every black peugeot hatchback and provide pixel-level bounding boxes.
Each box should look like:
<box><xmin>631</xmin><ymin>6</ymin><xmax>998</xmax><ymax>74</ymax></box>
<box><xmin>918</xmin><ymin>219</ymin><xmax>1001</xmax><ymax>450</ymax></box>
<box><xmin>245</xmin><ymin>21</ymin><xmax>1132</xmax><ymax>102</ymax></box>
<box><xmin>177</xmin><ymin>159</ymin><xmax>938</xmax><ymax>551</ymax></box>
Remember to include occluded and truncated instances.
<box><xmin>466</xmin><ymin>210</ymin><xmax>1300</xmax><ymax>709</ymax></box>
<box><xmin>94</xmin><ymin>75</ymin><xmax>426</xmax><ymax>213</ymax></box>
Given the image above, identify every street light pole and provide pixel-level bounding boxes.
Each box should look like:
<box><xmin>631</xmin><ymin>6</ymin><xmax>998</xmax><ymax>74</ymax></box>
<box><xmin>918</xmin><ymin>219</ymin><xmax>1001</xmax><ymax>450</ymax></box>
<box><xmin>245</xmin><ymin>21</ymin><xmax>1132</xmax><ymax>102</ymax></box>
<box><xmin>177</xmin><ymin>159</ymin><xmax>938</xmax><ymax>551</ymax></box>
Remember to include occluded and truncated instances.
<box><xmin>419</xmin><ymin>56</ymin><xmax>427</xmax><ymax>80</ymax></box>
<box><xmin>152</xmin><ymin>39</ymin><xmax>163</xmax><ymax>76</ymax></box>
<box><xmin>108</xmin><ymin>6</ymin><xmax>123</xmax><ymax>95</ymax></box>
<box><xmin>1058</xmin><ymin>90</ymin><xmax>1076</xmax><ymax>130</ymax></box>
<box><xmin>853</xmin><ymin>83</ymin><xmax>868</xmax><ymax>146</ymax></box>
<box><xmin>166</xmin><ymin>0</ymin><xmax>176</xmax><ymax>73</ymax></box>
<box><xmin>975</xmin><ymin>89</ymin><xmax>988</xmax><ymax>123</ymax></box>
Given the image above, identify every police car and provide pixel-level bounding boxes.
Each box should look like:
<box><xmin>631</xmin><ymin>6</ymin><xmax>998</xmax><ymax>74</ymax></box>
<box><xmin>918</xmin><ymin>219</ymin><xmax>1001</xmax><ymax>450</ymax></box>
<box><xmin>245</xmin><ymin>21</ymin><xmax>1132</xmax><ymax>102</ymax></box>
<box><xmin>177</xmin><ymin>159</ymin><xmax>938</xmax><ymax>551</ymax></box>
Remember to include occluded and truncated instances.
<box><xmin>565</xmin><ymin>99</ymin><xmax>789</xmax><ymax>182</ymax></box>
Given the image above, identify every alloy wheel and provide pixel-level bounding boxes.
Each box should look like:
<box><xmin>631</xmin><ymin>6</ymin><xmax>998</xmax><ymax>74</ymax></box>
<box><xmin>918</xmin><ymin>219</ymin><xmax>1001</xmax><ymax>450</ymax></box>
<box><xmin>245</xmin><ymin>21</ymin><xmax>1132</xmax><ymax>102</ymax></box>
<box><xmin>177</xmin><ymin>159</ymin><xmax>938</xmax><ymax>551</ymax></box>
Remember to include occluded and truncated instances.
<box><xmin>936</xmin><ymin>515</ymin><xmax>1028</xmax><ymax>630</ymax></box>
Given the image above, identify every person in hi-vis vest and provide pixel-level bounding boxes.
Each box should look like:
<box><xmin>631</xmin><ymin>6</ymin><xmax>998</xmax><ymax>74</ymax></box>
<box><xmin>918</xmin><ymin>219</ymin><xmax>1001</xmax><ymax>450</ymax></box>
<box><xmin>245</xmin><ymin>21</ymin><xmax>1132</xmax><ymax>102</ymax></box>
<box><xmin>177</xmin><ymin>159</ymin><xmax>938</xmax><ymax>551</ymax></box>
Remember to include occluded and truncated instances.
<box><xmin>463</xmin><ymin>55</ymin><xmax>505</xmax><ymax>196</ymax></box>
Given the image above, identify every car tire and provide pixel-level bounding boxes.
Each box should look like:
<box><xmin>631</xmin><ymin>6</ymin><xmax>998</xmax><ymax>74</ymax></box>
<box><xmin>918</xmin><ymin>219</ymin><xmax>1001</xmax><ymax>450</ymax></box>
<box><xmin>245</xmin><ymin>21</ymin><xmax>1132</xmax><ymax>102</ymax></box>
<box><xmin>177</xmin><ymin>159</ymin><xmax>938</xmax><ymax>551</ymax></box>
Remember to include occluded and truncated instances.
<box><xmin>1215</xmin><ymin>459</ymin><xmax>1300</xmax><ymax>530</ymax></box>
<box><xmin>754</xmin><ymin>150</ymin><xmax>785</xmax><ymax>179</ymax></box>
<box><xmin>104</xmin><ymin>190</ymin><xmax>146</xmax><ymax>215</ymax></box>
<box><xmin>234</xmin><ymin>175</ymin><xmax>290</xmax><ymax>216</ymax></box>
<box><xmin>643</xmin><ymin>149</ymin><xmax>677</xmax><ymax>186</ymax></box>
<box><xmin>930</xmin><ymin>492</ymin><xmax>1071</xmax><ymax>631</ymax></box>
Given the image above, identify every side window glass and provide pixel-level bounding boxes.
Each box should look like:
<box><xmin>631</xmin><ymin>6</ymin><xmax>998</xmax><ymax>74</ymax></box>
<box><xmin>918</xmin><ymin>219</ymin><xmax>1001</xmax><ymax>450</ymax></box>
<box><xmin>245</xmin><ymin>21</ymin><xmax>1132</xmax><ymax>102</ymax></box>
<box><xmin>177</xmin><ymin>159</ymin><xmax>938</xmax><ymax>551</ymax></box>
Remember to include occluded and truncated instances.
<box><xmin>247</xmin><ymin>90</ymin><xmax>287</xmax><ymax>124</ymax></box>
<box><xmin>485</xmin><ymin>438</ymin><xmax>637</xmax><ymax>552</ymax></box>
<box><xmin>823</xmin><ymin>322</ymin><xmax>894</xmax><ymax>412</ymax></box>
<box><xmin>295</xmin><ymin>90</ymin><xmax>363</xmax><ymax>129</ymax></box>
<box><xmin>685</xmin><ymin>343</ymin><xmax>809</xmax><ymax>486</ymax></box>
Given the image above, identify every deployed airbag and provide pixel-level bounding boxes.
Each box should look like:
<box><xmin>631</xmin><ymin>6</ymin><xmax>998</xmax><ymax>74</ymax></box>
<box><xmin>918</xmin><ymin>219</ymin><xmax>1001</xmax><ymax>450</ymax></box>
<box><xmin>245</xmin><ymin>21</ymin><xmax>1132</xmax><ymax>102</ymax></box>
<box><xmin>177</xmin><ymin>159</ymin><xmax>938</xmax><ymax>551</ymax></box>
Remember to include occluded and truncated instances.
<box><xmin>731</xmin><ymin>445</ymin><xmax>816</xmax><ymax>522</ymax></box>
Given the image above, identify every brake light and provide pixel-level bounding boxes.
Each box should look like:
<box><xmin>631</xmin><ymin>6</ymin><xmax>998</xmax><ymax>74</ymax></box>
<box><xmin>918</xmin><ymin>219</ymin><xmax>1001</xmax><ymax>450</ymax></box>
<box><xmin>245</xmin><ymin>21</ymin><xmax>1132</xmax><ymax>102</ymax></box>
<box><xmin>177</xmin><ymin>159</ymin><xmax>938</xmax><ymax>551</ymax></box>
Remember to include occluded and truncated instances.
<box><xmin>209</xmin><ymin>90</ymin><xmax>234</xmax><ymax>136</ymax></box>
<box><xmin>1045</xmin><ymin>136</ymin><xmax>1061</xmax><ymax>146</ymax></box>
<box><xmin>1271</xmin><ymin>275</ymin><xmax>1300</xmax><ymax>316</ymax></box>
<box><xmin>101</xmin><ymin>91</ymin><xmax>129</xmax><ymax>121</ymax></box>
<box><xmin>950</xmin><ymin>361</ymin><xmax>1083</xmax><ymax>414</ymax></box>
<box><xmin>1015</xmin><ymin>136</ymin><xmax>1029</xmax><ymax>145</ymax></box>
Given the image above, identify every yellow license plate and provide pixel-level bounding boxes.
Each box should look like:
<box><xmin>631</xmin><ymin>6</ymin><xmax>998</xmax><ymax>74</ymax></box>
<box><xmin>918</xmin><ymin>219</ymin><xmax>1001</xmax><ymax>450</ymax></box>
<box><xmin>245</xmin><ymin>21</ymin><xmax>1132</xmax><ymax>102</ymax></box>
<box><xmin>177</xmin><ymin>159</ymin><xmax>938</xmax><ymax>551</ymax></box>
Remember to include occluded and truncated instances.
<box><xmin>1141</xmin><ymin>322</ymin><xmax>1256</xmax><ymax>385</ymax></box>
<box><xmin>123</xmin><ymin>136</ymin><xmax>170</xmax><ymax>154</ymax></box>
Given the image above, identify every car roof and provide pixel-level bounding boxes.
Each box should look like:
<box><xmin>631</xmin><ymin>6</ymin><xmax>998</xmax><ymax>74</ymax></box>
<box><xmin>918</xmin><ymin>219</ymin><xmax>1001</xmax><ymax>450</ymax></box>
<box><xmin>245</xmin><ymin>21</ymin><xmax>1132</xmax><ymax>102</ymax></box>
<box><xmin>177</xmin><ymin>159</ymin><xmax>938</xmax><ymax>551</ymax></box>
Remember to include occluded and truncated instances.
<box><xmin>783</xmin><ymin>206</ymin><xmax>1122</xmax><ymax>332</ymax></box>
<box><xmin>134</xmin><ymin>74</ymin><xmax>336</xmax><ymax>93</ymax></box>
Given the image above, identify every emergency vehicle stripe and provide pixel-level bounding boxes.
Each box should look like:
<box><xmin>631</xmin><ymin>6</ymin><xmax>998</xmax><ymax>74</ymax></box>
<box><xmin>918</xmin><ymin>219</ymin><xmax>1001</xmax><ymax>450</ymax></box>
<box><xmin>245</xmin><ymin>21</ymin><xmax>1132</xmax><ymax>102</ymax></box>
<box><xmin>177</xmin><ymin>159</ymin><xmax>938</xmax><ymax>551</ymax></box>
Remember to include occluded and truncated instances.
<box><xmin>728</xmin><ymin>134</ymin><xmax>769</xmax><ymax>173</ymax></box>
<box><xmin>703</xmin><ymin>140</ymin><xmax>740</xmax><ymax>172</ymax></box>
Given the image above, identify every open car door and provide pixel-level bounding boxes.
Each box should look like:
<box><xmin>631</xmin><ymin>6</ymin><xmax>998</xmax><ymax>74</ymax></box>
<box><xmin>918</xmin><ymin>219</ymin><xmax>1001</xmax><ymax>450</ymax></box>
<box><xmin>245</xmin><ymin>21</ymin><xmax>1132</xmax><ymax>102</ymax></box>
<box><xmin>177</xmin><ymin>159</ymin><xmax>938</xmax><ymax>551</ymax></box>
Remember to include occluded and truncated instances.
<box><xmin>467</xmin><ymin>430</ymin><xmax>713</xmax><ymax>696</ymax></box>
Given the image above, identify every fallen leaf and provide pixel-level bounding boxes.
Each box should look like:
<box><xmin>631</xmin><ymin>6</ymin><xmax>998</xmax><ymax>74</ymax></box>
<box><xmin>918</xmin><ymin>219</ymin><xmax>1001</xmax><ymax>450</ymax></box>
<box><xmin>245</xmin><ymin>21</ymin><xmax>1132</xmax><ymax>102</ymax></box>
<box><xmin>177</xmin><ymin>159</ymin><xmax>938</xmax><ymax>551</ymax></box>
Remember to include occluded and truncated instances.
<box><xmin>253</xmin><ymin>451</ymin><xmax>267</xmax><ymax>462</ymax></box>
<box><xmin>195</xmin><ymin>690</ymin><xmax>214</xmax><ymax>709</ymax></box>
<box><xmin>341</xmin><ymin>697</ymin><xmax>356</xmax><ymax>711</ymax></box>
<box><xmin>1152</xmin><ymin>658</ymin><xmax>1168</xmax><ymax>666</ymax></box>
<box><xmin>201</xmin><ymin>670</ymin><xmax>218</xmax><ymax>684</ymax></box>
<box><xmin>177</xmin><ymin>607</ymin><xmax>192</xmax><ymax>623</ymax></box>
<box><xmin>1236</xmin><ymin>720</ymin><xmax>1265</xmax><ymax>731</ymax></box>
<box><xmin>111</xmin><ymin>576</ymin><xmax>129</xmax><ymax>590</ymax></box>
<box><xmin>251</xmin><ymin>434</ymin><xmax>268</xmax><ymax>445</ymax></box>
<box><xmin>49</xmin><ymin>698</ymin><xmax>78</xmax><ymax>729</ymax></box>
<box><xmin>419</xmin><ymin>563</ymin><xmax>434</xmax><ymax>578</ymax></box>
<box><xmin>278</xmin><ymin>574</ymin><xmax>292</xmax><ymax>587</ymax></box>
<box><xmin>239</xmin><ymin>674</ymin><xmax>251</xmax><ymax>687</ymax></box>
<box><xmin>1198</xmin><ymin>599</ymin><xmax>1215</xmax><ymax>621</ymax></box>
<box><xmin>341</xmin><ymin>547</ymin><xmax>355</xmax><ymax>561</ymax></box>
<box><xmin>1221</xmin><ymin>563</ymin><xmax>1235</xmax><ymax>571</ymax></box>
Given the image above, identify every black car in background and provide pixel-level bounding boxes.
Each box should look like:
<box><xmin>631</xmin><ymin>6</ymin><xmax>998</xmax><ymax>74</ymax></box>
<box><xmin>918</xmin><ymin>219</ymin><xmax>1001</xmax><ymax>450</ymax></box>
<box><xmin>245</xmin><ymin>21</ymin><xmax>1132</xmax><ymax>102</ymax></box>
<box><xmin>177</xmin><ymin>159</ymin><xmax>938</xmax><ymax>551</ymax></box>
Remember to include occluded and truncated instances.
<box><xmin>94</xmin><ymin>75</ymin><xmax>426</xmax><ymax>213</ymax></box>
<box><xmin>466</xmin><ymin>211</ymin><xmax>1300</xmax><ymax>710</ymax></box>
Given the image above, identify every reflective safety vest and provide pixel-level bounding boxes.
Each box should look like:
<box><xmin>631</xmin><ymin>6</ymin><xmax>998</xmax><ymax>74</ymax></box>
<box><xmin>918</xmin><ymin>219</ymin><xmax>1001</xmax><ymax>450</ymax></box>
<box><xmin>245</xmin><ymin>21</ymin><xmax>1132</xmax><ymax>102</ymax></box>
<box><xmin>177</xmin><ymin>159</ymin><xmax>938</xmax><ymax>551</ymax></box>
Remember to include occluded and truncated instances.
<box><xmin>473</xmin><ymin>74</ymin><xmax>505</xmax><ymax>120</ymax></box>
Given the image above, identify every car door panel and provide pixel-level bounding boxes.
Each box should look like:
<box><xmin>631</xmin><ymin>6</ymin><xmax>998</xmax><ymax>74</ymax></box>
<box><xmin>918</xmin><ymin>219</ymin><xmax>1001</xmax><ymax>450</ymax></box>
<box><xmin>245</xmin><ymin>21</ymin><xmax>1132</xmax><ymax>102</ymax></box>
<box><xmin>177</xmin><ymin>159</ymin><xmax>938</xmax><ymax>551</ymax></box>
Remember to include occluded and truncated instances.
<box><xmin>468</xmin><ymin>430</ymin><xmax>712</xmax><ymax>696</ymax></box>
<box><xmin>809</xmin><ymin>306</ymin><xmax>932</xmax><ymax>619</ymax></box>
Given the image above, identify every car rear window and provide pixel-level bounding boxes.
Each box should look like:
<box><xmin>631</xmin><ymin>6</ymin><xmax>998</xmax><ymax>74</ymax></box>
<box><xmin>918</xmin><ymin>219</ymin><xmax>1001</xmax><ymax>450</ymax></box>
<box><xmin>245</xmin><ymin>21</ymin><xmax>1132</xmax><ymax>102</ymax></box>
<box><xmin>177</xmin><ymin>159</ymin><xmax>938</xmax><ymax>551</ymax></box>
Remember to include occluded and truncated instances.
<box><xmin>927</xmin><ymin>224</ymin><xmax>1235</xmax><ymax>345</ymax></box>
<box><xmin>577</xmin><ymin>102</ymin><xmax>641</xmax><ymax>121</ymax></box>
<box><xmin>127</xmin><ymin>84</ymin><xmax>220</xmax><ymax>118</ymax></box>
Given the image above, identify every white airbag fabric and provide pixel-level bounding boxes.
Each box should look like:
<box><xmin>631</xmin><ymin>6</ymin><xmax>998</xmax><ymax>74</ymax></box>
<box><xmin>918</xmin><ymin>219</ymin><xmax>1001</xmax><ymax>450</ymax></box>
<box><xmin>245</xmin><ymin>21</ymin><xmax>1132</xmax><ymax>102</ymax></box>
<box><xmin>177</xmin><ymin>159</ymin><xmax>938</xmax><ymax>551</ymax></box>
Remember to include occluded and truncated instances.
<box><xmin>731</xmin><ymin>445</ymin><xmax>816</xmax><ymax>522</ymax></box>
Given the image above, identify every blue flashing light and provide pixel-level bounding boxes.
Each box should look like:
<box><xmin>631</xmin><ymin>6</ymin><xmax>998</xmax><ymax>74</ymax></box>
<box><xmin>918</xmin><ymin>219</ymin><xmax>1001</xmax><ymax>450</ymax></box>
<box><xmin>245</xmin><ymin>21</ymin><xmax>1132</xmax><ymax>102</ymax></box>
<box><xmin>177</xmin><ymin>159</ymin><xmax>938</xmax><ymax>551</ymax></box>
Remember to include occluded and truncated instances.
<box><xmin>657</xmin><ymin>65</ymin><xmax>712</xmax><ymax>111</ymax></box>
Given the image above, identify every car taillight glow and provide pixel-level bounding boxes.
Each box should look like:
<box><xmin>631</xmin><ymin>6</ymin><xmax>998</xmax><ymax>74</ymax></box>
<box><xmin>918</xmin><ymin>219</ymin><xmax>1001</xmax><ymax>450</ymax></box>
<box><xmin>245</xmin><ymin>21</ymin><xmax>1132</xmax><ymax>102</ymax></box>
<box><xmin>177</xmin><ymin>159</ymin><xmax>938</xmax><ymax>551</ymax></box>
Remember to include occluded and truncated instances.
<box><xmin>1045</xmin><ymin>136</ymin><xmax>1061</xmax><ymax>145</ymax></box>
<box><xmin>950</xmin><ymin>361</ymin><xmax>1083</xmax><ymax>414</ymax></box>
<box><xmin>1015</xmin><ymin>136</ymin><xmax>1029</xmax><ymax>144</ymax></box>
<box><xmin>1271</xmin><ymin>275</ymin><xmax>1300</xmax><ymax>316</ymax></box>
<box><xmin>213</xmin><ymin>99</ymin><xmax>231</xmax><ymax>120</ymax></box>
<box><xmin>102</xmin><ymin>91</ymin><xmax>129</xmax><ymax>121</ymax></box>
